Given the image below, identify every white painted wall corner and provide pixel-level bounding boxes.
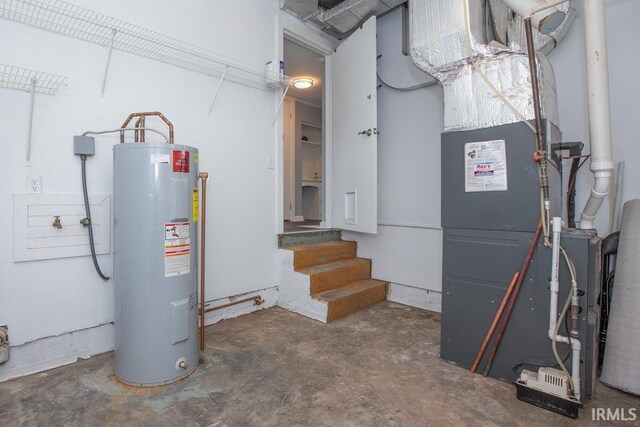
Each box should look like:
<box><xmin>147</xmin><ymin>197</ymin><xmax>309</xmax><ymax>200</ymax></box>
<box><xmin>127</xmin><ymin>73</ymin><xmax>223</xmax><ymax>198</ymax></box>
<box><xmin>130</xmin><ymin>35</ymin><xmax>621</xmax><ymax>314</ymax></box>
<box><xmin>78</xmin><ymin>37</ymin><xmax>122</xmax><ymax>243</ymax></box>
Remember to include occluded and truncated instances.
<box><xmin>387</xmin><ymin>283</ymin><xmax>442</xmax><ymax>313</ymax></box>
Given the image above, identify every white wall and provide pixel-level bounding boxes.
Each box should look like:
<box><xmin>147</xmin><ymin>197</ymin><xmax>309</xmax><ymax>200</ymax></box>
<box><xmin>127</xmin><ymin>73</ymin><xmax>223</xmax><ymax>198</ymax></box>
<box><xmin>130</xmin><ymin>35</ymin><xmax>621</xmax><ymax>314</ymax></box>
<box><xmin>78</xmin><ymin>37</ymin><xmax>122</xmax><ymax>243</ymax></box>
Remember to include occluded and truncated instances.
<box><xmin>345</xmin><ymin>1</ymin><xmax>640</xmax><ymax>311</ymax></box>
<box><xmin>0</xmin><ymin>0</ymin><xmax>282</xmax><ymax>380</ymax></box>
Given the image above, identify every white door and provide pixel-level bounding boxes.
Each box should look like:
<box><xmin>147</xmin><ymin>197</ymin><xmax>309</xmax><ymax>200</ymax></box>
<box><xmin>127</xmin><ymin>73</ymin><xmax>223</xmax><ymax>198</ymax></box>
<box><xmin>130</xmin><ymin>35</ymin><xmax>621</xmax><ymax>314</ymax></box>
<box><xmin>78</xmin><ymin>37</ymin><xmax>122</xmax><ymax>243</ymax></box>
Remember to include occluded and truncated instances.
<box><xmin>332</xmin><ymin>17</ymin><xmax>378</xmax><ymax>234</ymax></box>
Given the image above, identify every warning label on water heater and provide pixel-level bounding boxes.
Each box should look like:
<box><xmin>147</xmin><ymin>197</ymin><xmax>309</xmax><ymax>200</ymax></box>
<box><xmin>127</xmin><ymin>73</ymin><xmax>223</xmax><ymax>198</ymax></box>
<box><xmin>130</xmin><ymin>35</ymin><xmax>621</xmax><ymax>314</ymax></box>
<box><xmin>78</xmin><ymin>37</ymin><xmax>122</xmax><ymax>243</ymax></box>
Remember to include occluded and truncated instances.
<box><xmin>464</xmin><ymin>140</ymin><xmax>508</xmax><ymax>192</ymax></box>
<box><xmin>164</xmin><ymin>222</ymin><xmax>190</xmax><ymax>277</ymax></box>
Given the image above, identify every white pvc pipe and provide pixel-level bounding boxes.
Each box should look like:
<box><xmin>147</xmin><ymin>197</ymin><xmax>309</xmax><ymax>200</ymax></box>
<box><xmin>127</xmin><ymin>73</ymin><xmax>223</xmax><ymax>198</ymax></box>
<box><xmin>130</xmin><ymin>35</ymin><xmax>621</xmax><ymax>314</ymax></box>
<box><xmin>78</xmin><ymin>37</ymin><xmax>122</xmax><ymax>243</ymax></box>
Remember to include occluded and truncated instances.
<box><xmin>548</xmin><ymin>217</ymin><xmax>581</xmax><ymax>400</ymax></box>
<box><xmin>579</xmin><ymin>0</ymin><xmax>614</xmax><ymax>230</ymax></box>
<box><xmin>570</xmin><ymin>339</ymin><xmax>581</xmax><ymax>400</ymax></box>
<box><xmin>549</xmin><ymin>216</ymin><xmax>562</xmax><ymax>337</ymax></box>
<box><xmin>502</xmin><ymin>0</ymin><xmax>566</xmax><ymax>33</ymax></box>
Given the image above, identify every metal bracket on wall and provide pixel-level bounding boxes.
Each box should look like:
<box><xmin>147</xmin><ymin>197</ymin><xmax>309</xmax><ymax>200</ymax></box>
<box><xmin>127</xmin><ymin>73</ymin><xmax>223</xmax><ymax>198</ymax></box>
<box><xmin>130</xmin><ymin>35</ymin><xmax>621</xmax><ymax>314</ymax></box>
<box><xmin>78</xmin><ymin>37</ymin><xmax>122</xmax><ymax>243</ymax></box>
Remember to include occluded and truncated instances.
<box><xmin>26</xmin><ymin>78</ymin><xmax>36</xmax><ymax>166</ymax></box>
<box><xmin>208</xmin><ymin>65</ymin><xmax>229</xmax><ymax>114</ymax></box>
<box><xmin>271</xmin><ymin>85</ymin><xmax>290</xmax><ymax>127</ymax></box>
<box><xmin>101</xmin><ymin>29</ymin><xmax>117</xmax><ymax>96</ymax></box>
<box><xmin>0</xmin><ymin>64</ymin><xmax>68</xmax><ymax>166</ymax></box>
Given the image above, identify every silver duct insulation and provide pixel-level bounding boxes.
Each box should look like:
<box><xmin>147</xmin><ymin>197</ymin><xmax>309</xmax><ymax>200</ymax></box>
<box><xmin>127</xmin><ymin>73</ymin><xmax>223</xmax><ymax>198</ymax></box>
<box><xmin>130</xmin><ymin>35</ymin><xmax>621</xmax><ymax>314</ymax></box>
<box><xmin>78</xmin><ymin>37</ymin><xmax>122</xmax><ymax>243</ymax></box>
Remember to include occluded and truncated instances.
<box><xmin>281</xmin><ymin>0</ymin><xmax>405</xmax><ymax>34</ymax></box>
<box><xmin>601</xmin><ymin>199</ymin><xmax>640</xmax><ymax>396</ymax></box>
<box><xmin>440</xmin><ymin>52</ymin><xmax>558</xmax><ymax>132</ymax></box>
<box><xmin>409</xmin><ymin>0</ymin><xmax>499</xmax><ymax>76</ymax></box>
<box><xmin>409</xmin><ymin>0</ymin><xmax>564</xmax><ymax>132</ymax></box>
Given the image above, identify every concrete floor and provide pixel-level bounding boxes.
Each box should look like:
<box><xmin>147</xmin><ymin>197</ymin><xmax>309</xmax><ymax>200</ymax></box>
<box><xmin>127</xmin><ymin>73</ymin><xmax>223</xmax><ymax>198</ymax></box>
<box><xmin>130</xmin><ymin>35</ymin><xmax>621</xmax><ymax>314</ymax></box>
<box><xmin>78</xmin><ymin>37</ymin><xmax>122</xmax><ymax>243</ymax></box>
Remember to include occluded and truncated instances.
<box><xmin>1</xmin><ymin>303</ymin><xmax>638</xmax><ymax>426</ymax></box>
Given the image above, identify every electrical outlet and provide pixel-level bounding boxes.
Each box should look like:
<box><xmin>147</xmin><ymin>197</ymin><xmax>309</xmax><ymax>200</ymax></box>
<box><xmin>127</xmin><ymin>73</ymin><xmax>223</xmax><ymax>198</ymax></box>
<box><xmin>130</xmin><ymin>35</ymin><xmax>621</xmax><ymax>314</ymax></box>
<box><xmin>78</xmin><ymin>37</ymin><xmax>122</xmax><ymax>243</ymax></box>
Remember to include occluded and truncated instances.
<box><xmin>28</xmin><ymin>176</ymin><xmax>42</xmax><ymax>194</ymax></box>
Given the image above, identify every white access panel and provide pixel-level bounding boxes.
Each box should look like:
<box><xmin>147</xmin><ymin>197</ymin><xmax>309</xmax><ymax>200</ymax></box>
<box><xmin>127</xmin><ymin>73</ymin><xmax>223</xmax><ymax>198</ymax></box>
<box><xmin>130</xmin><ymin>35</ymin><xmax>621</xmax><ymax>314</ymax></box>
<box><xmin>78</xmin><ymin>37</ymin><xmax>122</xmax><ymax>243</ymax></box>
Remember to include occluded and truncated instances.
<box><xmin>13</xmin><ymin>193</ymin><xmax>110</xmax><ymax>262</ymax></box>
<box><xmin>332</xmin><ymin>16</ymin><xmax>378</xmax><ymax>234</ymax></box>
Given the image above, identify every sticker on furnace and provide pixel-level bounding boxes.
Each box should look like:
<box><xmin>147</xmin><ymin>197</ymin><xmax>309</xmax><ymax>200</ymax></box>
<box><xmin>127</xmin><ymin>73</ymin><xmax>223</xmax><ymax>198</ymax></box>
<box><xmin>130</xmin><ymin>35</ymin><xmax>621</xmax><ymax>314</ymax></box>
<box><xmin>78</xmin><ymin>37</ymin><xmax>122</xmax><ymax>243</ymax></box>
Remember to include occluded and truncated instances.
<box><xmin>464</xmin><ymin>139</ymin><xmax>508</xmax><ymax>192</ymax></box>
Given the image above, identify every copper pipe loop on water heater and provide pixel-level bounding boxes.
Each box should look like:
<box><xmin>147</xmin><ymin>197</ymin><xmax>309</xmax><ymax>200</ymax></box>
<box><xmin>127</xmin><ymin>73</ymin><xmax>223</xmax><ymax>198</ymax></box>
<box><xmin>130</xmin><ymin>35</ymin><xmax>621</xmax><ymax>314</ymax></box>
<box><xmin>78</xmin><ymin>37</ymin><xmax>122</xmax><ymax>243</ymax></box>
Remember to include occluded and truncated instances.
<box><xmin>120</xmin><ymin>111</ymin><xmax>174</xmax><ymax>143</ymax></box>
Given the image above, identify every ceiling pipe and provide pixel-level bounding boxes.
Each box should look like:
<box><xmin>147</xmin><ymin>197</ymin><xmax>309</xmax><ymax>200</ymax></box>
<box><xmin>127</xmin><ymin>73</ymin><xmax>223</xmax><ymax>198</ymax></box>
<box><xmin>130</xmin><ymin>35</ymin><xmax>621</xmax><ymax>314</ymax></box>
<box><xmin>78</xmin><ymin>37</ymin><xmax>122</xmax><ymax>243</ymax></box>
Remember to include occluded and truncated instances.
<box><xmin>578</xmin><ymin>0</ymin><xmax>614</xmax><ymax>230</ymax></box>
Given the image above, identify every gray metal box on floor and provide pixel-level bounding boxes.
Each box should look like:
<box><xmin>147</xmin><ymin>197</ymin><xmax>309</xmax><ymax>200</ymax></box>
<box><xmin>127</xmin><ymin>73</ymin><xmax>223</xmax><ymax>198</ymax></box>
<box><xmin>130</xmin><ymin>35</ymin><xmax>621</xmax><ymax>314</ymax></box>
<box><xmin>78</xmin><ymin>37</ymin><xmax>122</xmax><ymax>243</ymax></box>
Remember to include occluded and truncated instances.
<box><xmin>439</xmin><ymin>121</ymin><xmax>599</xmax><ymax>403</ymax></box>
<box><xmin>440</xmin><ymin>222</ymin><xmax>600</xmax><ymax>401</ymax></box>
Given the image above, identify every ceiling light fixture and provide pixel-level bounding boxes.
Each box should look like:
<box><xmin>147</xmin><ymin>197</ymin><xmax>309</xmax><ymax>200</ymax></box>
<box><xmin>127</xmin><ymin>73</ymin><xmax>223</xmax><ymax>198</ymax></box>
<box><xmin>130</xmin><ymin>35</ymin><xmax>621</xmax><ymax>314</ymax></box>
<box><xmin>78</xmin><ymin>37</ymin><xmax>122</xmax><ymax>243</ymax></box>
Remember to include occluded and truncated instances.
<box><xmin>293</xmin><ymin>77</ymin><xmax>314</xmax><ymax>89</ymax></box>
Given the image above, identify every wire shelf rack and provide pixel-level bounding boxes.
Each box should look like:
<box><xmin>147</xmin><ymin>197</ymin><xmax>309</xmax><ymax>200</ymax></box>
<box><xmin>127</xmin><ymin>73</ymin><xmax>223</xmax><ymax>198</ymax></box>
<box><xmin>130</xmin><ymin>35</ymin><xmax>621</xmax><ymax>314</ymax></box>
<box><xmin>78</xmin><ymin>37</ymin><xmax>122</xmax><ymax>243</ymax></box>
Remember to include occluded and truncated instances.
<box><xmin>0</xmin><ymin>63</ymin><xmax>68</xmax><ymax>94</ymax></box>
<box><xmin>0</xmin><ymin>0</ymin><xmax>293</xmax><ymax>89</ymax></box>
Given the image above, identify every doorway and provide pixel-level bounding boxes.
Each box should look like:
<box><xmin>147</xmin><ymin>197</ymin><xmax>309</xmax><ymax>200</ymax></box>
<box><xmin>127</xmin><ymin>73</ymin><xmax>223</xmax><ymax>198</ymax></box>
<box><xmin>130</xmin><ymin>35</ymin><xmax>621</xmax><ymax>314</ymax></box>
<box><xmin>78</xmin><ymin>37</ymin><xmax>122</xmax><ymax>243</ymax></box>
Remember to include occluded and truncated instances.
<box><xmin>282</xmin><ymin>38</ymin><xmax>326</xmax><ymax>233</ymax></box>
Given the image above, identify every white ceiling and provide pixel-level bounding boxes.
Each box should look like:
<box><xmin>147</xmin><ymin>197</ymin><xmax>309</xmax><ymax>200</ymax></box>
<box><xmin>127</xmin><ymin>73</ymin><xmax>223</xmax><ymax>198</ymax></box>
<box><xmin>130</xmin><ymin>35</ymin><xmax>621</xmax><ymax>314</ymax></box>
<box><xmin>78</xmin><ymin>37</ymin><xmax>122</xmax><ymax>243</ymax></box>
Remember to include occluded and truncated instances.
<box><xmin>284</xmin><ymin>39</ymin><xmax>323</xmax><ymax>106</ymax></box>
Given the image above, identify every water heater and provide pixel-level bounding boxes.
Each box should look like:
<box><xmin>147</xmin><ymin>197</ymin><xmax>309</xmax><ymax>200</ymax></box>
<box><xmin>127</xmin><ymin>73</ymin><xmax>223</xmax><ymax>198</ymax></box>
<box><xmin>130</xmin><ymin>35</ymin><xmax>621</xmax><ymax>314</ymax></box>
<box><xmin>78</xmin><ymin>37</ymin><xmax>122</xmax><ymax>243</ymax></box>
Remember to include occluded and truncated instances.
<box><xmin>113</xmin><ymin>141</ymin><xmax>199</xmax><ymax>386</ymax></box>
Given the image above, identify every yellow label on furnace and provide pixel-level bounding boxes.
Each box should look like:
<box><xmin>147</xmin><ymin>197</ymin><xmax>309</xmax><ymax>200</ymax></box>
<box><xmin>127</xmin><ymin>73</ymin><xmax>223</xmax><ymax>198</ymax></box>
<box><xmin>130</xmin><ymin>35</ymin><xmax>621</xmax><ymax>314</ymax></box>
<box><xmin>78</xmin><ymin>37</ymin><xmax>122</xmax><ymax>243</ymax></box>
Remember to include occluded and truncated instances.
<box><xmin>192</xmin><ymin>188</ymin><xmax>199</xmax><ymax>222</ymax></box>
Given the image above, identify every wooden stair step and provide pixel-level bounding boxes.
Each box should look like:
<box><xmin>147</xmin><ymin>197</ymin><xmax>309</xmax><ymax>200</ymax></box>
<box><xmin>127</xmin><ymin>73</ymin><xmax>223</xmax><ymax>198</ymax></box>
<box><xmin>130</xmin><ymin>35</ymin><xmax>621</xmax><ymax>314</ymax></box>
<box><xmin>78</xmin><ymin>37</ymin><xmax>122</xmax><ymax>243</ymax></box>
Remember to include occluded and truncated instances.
<box><xmin>316</xmin><ymin>279</ymin><xmax>388</xmax><ymax>321</ymax></box>
<box><xmin>289</xmin><ymin>241</ymin><xmax>357</xmax><ymax>270</ymax></box>
<box><xmin>300</xmin><ymin>258</ymin><xmax>371</xmax><ymax>294</ymax></box>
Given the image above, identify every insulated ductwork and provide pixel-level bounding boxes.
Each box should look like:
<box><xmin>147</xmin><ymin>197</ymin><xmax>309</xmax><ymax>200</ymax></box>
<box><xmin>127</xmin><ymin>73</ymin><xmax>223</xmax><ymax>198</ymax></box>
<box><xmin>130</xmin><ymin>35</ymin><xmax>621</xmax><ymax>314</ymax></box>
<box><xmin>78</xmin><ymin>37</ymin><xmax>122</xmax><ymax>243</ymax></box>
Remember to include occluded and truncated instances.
<box><xmin>501</xmin><ymin>0</ymin><xmax>566</xmax><ymax>34</ymax></box>
<box><xmin>489</xmin><ymin>0</ymin><xmax>575</xmax><ymax>55</ymax></box>
<box><xmin>409</xmin><ymin>0</ymin><xmax>497</xmax><ymax>76</ymax></box>
<box><xmin>281</xmin><ymin>0</ymin><xmax>406</xmax><ymax>36</ymax></box>
<box><xmin>439</xmin><ymin>52</ymin><xmax>558</xmax><ymax>132</ymax></box>
<box><xmin>409</xmin><ymin>0</ymin><xmax>568</xmax><ymax>132</ymax></box>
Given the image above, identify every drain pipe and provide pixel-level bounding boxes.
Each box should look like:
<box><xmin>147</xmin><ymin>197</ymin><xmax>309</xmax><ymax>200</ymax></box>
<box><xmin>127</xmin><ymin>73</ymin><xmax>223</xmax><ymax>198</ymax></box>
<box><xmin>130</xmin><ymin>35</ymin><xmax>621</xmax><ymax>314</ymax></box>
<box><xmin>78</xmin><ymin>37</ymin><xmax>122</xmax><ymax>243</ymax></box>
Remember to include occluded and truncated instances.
<box><xmin>549</xmin><ymin>217</ymin><xmax>582</xmax><ymax>399</ymax></box>
<box><xmin>579</xmin><ymin>0</ymin><xmax>614</xmax><ymax>230</ymax></box>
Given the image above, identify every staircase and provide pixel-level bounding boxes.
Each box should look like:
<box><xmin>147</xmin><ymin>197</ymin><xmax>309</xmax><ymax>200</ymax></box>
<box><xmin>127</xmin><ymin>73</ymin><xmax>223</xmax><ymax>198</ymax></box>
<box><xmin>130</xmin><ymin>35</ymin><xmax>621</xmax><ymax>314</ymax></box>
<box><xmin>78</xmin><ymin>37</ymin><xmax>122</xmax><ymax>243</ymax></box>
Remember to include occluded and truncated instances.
<box><xmin>278</xmin><ymin>231</ymin><xmax>387</xmax><ymax>322</ymax></box>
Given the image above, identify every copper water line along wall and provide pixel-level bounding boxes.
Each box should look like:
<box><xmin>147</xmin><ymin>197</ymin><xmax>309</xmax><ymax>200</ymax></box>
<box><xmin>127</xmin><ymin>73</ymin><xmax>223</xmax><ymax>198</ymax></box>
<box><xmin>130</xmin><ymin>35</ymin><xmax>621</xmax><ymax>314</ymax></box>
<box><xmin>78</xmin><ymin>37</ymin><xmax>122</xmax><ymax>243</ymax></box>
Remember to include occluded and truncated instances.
<box><xmin>120</xmin><ymin>111</ymin><xmax>174</xmax><ymax>143</ymax></box>
<box><xmin>524</xmin><ymin>19</ymin><xmax>550</xmax><ymax>211</ymax></box>
<box><xmin>204</xmin><ymin>296</ymin><xmax>264</xmax><ymax>313</ymax></box>
<box><xmin>199</xmin><ymin>172</ymin><xmax>209</xmax><ymax>352</ymax></box>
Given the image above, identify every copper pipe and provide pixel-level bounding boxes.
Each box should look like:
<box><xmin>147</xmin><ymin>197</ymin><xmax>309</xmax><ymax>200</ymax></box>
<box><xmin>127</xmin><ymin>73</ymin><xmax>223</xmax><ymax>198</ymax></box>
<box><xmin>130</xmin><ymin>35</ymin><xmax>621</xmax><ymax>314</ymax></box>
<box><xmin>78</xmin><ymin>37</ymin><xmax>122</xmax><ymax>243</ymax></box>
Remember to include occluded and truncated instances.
<box><xmin>199</xmin><ymin>171</ymin><xmax>209</xmax><ymax>352</ymax></box>
<box><xmin>204</xmin><ymin>295</ymin><xmax>264</xmax><ymax>313</ymax></box>
<box><xmin>139</xmin><ymin>116</ymin><xmax>145</xmax><ymax>142</ymax></box>
<box><xmin>524</xmin><ymin>19</ymin><xmax>550</xmax><ymax>206</ymax></box>
<box><xmin>470</xmin><ymin>271</ymin><xmax>520</xmax><ymax>373</ymax></box>
<box><xmin>120</xmin><ymin>111</ymin><xmax>174</xmax><ymax>143</ymax></box>
<box><xmin>134</xmin><ymin>116</ymin><xmax>146</xmax><ymax>142</ymax></box>
<box><xmin>483</xmin><ymin>220</ymin><xmax>543</xmax><ymax>376</ymax></box>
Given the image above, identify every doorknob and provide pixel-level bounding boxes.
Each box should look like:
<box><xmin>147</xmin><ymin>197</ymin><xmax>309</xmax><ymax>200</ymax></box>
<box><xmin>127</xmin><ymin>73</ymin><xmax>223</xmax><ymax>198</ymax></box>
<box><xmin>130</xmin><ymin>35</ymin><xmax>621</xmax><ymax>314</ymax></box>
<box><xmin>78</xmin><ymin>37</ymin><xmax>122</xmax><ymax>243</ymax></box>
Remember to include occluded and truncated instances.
<box><xmin>357</xmin><ymin>129</ymin><xmax>372</xmax><ymax>137</ymax></box>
